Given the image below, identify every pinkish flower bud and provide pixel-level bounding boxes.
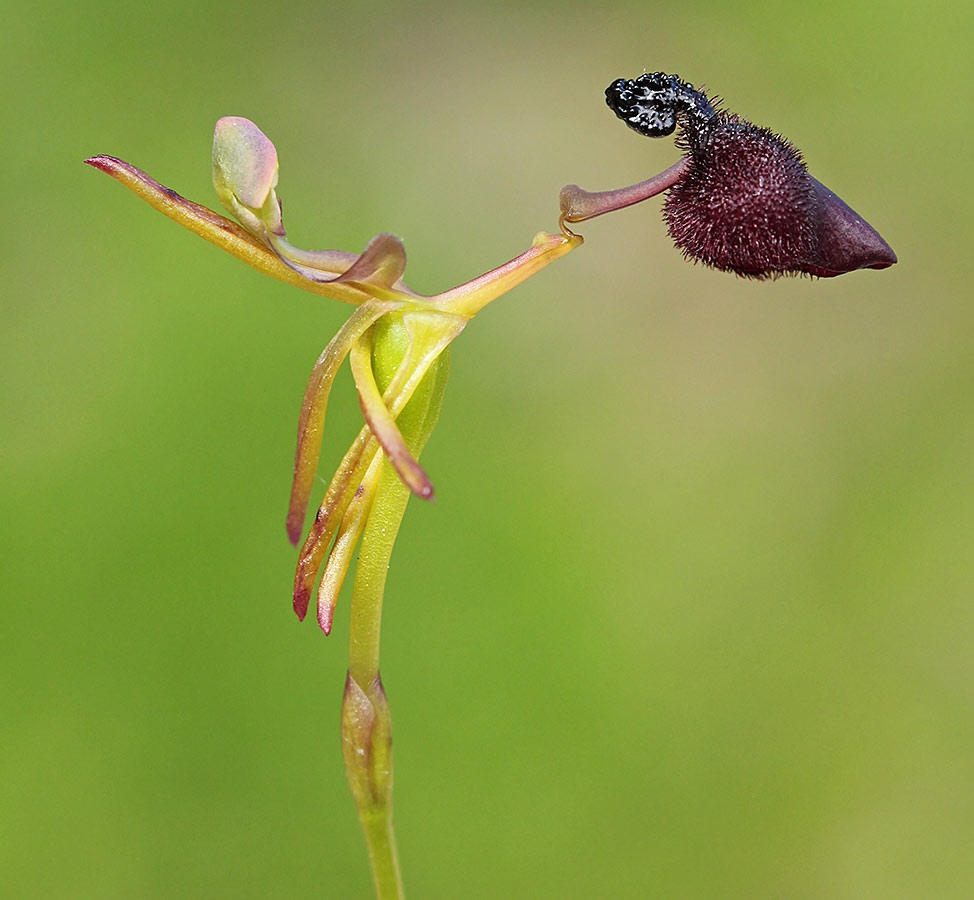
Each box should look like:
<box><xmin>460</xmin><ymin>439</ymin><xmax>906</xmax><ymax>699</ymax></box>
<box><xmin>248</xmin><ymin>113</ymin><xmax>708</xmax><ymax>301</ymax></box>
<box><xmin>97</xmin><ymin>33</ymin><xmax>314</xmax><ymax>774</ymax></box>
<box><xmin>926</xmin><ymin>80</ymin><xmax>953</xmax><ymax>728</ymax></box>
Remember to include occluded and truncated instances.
<box><xmin>606</xmin><ymin>73</ymin><xmax>897</xmax><ymax>279</ymax></box>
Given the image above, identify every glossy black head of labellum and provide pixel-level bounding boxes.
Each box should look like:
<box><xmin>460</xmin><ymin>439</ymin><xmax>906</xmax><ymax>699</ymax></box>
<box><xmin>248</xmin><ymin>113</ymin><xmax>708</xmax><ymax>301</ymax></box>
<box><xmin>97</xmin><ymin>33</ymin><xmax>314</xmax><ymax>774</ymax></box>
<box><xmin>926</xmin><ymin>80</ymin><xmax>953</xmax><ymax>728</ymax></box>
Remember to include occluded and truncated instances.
<box><xmin>605</xmin><ymin>72</ymin><xmax>716</xmax><ymax>139</ymax></box>
<box><xmin>605</xmin><ymin>73</ymin><xmax>897</xmax><ymax>278</ymax></box>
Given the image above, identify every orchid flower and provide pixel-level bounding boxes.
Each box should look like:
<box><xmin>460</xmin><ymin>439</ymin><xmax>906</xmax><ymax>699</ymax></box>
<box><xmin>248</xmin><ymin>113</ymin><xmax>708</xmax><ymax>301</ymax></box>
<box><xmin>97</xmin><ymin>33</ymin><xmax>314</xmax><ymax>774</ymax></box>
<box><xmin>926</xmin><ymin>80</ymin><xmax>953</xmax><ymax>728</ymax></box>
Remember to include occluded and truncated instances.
<box><xmin>86</xmin><ymin>73</ymin><xmax>895</xmax><ymax>900</ymax></box>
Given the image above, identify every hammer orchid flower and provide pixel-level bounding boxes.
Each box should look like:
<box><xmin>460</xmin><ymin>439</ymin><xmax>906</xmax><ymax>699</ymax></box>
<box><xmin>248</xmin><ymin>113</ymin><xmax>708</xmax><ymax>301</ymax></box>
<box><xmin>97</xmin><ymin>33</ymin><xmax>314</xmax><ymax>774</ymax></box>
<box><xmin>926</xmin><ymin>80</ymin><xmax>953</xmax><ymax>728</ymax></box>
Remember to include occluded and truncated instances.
<box><xmin>86</xmin><ymin>73</ymin><xmax>895</xmax><ymax>900</ymax></box>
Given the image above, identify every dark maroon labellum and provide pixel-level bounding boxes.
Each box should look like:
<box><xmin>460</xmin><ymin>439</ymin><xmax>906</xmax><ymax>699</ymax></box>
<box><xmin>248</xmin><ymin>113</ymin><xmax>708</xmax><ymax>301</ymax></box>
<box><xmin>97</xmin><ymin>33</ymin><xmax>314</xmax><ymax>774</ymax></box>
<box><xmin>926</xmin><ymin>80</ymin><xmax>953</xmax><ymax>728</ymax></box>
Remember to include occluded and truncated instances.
<box><xmin>607</xmin><ymin>73</ymin><xmax>897</xmax><ymax>278</ymax></box>
<box><xmin>801</xmin><ymin>177</ymin><xmax>897</xmax><ymax>278</ymax></box>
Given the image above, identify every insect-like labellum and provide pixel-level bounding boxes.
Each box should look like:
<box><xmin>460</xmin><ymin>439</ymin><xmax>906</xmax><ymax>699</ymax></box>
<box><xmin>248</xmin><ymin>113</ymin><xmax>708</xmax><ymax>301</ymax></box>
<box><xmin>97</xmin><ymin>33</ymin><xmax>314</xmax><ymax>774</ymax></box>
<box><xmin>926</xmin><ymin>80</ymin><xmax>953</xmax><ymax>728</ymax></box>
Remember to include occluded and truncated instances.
<box><xmin>604</xmin><ymin>72</ymin><xmax>897</xmax><ymax>278</ymax></box>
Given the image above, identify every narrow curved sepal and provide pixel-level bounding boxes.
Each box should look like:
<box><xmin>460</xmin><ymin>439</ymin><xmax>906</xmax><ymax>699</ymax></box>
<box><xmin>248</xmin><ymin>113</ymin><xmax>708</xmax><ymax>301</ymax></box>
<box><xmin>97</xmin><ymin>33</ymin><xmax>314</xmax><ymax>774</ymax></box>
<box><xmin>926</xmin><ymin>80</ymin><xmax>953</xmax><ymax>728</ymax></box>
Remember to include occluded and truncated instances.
<box><xmin>286</xmin><ymin>299</ymin><xmax>402</xmax><ymax>546</ymax></box>
<box><xmin>293</xmin><ymin>426</ymin><xmax>380</xmax><ymax>620</ymax></box>
<box><xmin>84</xmin><ymin>155</ymin><xmax>380</xmax><ymax>306</ymax></box>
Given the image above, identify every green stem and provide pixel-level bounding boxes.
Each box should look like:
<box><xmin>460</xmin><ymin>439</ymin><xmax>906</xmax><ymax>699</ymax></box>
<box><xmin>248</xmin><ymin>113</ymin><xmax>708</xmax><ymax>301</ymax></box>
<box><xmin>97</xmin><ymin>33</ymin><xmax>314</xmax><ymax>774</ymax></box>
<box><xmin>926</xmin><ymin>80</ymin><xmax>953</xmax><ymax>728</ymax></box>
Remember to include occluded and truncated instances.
<box><xmin>340</xmin><ymin>459</ymin><xmax>414</xmax><ymax>900</ymax></box>
<box><xmin>360</xmin><ymin>805</ymin><xmax>403</xmax><ymax>900</ymax></box>
<box><xmin>342</xmin><ymin>314</ymin><xmax>452</xmax><ymax>900</ymax></box>
<box><xmin>348</xmin><ymin>461</ymin><xmax>412</xmax><ymax>686</ymax></box>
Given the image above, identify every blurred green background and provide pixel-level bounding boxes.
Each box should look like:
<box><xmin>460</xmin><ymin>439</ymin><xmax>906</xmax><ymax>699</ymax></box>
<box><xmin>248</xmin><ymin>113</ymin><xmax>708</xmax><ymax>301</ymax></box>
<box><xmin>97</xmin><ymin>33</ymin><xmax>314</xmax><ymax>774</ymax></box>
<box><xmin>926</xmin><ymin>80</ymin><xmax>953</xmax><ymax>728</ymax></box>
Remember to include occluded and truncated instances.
<box><xmin>3</xmin><ymin>1</ymin><xmax>972</xmax><ymax>897</ymax></box>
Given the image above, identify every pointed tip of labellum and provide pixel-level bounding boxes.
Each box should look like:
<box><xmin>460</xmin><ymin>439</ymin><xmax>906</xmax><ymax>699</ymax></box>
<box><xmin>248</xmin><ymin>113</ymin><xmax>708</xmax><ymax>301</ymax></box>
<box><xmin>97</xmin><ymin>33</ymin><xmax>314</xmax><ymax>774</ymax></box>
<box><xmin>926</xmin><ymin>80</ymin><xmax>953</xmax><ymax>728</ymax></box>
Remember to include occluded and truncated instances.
<box><xmin>802</xmin><ymin>177</ymin><xmax>897</xmax><ymax>277</ymax></box>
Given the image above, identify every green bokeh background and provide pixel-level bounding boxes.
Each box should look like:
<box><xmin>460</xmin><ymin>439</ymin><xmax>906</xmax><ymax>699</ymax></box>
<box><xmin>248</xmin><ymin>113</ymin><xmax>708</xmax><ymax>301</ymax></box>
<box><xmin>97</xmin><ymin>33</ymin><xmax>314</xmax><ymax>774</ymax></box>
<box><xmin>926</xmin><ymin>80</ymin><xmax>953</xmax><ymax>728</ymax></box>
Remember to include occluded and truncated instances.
<box><xmin>3</xmin><ymin>1</ymin><xmax>972</xmax><ymax>897</ymax></box>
